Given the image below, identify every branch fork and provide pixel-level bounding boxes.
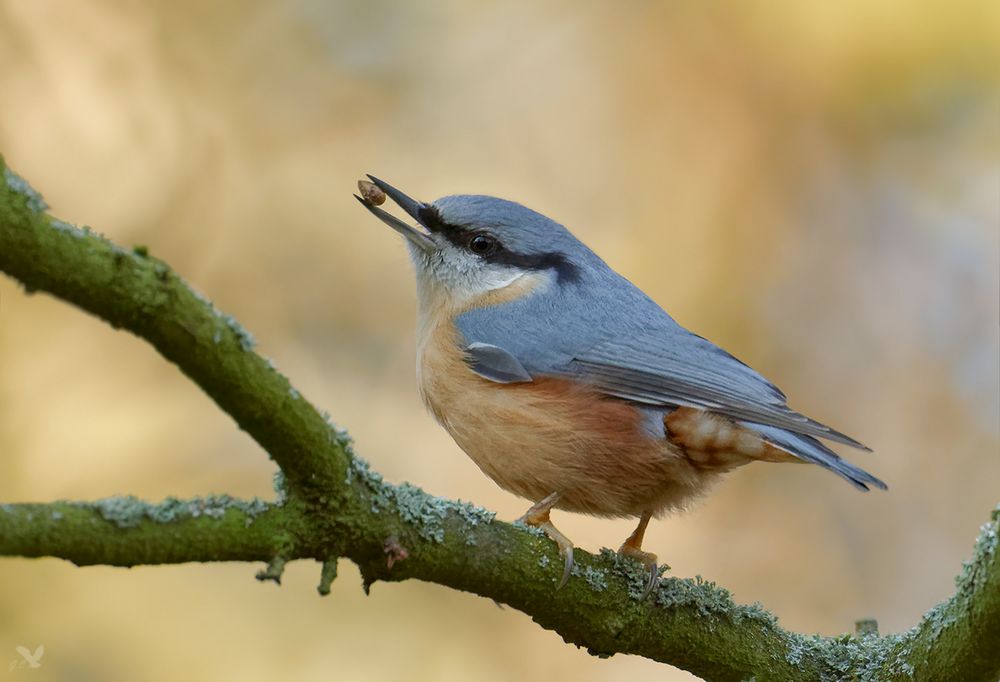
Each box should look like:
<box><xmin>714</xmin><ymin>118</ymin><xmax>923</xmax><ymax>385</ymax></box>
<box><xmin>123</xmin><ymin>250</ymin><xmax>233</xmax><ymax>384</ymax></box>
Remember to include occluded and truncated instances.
<box><xmin>1</xmin><ymin>156</ymin><xmax>997</xmax><ymax>681</ymax></box>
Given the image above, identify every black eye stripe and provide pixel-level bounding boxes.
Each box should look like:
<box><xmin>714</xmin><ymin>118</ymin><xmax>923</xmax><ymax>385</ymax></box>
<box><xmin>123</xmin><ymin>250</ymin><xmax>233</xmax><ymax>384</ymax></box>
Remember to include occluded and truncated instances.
<box><xmin>490</xmin><ymin>250</ymin><xmax>581</xmax><ymax>283</ymax></box>
<box><xmin>418</xmin><ymin>205</ymin><xmax>580</xmax><ymax>283</ymax></box>
<box><xmin>417</xmin><ymin>205</ymin><xmax>458</xmax><ymax>237</ymax></box>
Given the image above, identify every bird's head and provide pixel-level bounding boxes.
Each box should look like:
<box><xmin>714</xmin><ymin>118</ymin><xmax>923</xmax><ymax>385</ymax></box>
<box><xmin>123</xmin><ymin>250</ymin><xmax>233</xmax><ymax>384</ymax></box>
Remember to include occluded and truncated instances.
<box><xmin>356</xmin><ymin>175</ymin><xmax>586</xmax><ymax>309</ymax></box>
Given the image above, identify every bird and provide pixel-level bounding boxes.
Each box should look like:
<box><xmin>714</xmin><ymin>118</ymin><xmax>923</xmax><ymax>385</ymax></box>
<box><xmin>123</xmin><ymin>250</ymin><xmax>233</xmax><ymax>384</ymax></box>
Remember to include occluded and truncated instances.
<box><xmin>355</xmin><ymin>175</ymin><xmax>886</xmax><ymax>595</ymax></box>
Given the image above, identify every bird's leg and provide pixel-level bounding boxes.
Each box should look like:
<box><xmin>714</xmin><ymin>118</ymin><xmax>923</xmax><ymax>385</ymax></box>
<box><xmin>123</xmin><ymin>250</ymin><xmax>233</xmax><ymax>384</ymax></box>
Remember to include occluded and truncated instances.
<box><xmin>618</xmin><ymin>510</ymin><xmax>660</xmax><ymax>599</ymax></box>
<box><xmin>516</xmin><ymin>492</ymin><xmax>574</xmax><ymax>589</ymax></box>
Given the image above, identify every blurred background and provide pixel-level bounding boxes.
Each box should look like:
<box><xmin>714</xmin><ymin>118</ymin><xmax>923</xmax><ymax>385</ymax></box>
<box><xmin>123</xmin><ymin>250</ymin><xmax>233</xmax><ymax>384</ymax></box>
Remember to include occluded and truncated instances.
<box><xmin>0</xmin><ymin>1</ymin><xmax>997</xmax><ymax>680</ymax></box>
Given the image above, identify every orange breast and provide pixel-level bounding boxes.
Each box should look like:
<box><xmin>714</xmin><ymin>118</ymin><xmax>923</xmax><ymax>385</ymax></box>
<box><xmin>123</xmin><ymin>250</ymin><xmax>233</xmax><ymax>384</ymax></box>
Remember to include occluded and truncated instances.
<box><xmin>417</xmin><ymin>319</ymin><xmax>724</xmax><ymax>517</ymax></box>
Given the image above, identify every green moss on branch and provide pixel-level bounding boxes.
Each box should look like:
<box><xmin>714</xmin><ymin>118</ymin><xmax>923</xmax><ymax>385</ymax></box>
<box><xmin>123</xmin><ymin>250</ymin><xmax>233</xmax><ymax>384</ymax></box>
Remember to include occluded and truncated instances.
<box><xmin>0</xmin><ymin>499</ymin><xmax>294</xmax><ymax>566</ymax></box>
<box><xmin>1</xmin><ymin>155</ymin><xmax>998</xmax><ymax>681</ymax></box>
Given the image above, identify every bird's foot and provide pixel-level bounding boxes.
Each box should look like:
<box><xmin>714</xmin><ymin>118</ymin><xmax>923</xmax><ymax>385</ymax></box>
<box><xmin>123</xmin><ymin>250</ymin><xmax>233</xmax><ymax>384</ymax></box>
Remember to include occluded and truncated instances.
<box><xmin>517</xmin><ymin>493</ymin><xmax>574</xmax><ymax>589</ymax></box>
<box><xmin>617</xmin><ymin>544</ymin><xmax>660</xmax><ymax>599</ymax></box>
<box><xmin>619</xmin><ymin>510</ymin><xmax>661</xmax><ymax>600</ymax></box>
<box><xmin>534</xmin><ymin>518</ymin><xmax>575</xmax><ymax>589</ymax></box>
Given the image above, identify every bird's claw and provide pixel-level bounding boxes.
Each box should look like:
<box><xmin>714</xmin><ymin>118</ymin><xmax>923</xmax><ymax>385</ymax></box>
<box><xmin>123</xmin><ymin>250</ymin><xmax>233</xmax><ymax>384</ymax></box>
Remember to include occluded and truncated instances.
<box><xmin>534</xmin><ymin>518</ymin><xmax>575</xmax><ymax>590</ymax></box>
<box><xmin>642</xmin><ymin>561</ymin><xmax>658</xmax><ymax>600</ymax></box>
<box><xmin>618</xmin><ymin>544</ymin><xmax>661</xmax><ymax>600</ymax></box>
<box><xmin>517</xmin><ymin>493</ymin><xmax>575</xmax><ymax>590</ymax></box>
<box><xmin>557</xmin><ymin>539</ymin><xmax>574</xmax><ymax>590</ymax></box>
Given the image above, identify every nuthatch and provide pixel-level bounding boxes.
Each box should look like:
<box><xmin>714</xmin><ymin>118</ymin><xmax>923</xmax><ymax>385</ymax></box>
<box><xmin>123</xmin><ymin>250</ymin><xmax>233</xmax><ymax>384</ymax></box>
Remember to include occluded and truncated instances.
<box><xmin>355</xmin><ymin>175</ymin><xmax>886</xmax><ymax>594</ymax></box>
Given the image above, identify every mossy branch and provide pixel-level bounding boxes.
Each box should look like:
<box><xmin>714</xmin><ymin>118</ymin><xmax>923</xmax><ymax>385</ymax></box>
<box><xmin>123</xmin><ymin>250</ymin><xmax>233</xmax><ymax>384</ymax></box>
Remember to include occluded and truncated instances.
<box><xmin>1</xmin><ymin>156</ymin><xmax>998</xmax><ymax>682</ymax></box>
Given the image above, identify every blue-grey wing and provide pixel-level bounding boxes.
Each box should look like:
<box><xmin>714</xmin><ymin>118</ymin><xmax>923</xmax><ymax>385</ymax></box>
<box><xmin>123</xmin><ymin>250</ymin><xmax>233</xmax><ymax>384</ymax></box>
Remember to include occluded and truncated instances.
<box><xmin>566</xmin><ymin>330</ymin><xmax>869</xmax><ymax>450</ymax></box>
<box><xmin>455</xmin><ymin>259</ymin><xmax>868</xmax><ymax>451</ymax></box>
<box><xmin>465</xmin><ymin>342</ymin><xmax>533</xmax><ymax>383</ymax></box>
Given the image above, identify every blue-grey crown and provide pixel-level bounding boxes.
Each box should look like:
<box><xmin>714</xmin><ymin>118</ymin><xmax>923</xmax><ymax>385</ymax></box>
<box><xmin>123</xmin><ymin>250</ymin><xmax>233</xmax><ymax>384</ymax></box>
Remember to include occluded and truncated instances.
<box><xmin>431</xmin><ymin>194</ymin><xmax>596</xmax><ymax>263</ymax></box>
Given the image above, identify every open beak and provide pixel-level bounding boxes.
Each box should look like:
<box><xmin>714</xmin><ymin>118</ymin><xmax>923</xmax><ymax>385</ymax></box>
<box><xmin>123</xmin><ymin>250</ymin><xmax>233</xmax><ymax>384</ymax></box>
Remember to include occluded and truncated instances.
<box><xmin>354</xmin><ymin>175</ymin><xmax>437</xmax><ymax>253</ymax></box>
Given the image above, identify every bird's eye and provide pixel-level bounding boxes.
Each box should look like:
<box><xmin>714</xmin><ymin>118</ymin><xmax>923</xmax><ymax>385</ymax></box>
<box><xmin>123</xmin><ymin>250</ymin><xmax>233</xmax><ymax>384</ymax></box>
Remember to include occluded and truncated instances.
<box><xmin>468</xmin><ymin>234</ymin><xmax>499</xmax><ymax>256</ymax></box>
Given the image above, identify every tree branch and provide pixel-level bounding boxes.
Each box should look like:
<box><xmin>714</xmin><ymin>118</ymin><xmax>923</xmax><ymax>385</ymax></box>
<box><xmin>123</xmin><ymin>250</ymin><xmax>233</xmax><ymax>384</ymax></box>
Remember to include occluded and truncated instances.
<box><xmin>1</xmin><ymin>156</ymin><xmax>998</xmax><ymax>681</ymax></box>
<box><xmin>0</xmin><ymin>497</ymin><xmax>290</xmax><ymax>566</ymax></box>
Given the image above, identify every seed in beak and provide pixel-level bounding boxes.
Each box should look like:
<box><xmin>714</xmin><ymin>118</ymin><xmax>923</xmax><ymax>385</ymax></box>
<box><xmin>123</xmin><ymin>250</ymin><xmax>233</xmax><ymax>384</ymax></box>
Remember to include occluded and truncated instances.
<box><xmin>357</xmin><ymin>179</ymin><xmax>386</xmax><ymax>206</ymax></box>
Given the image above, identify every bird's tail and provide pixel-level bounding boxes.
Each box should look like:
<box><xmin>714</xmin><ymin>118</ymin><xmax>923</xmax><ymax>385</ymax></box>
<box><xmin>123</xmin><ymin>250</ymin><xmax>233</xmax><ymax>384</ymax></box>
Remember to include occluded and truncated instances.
<box><xmin>741</xmin><ymin>422</ymin><xmax>888</xmax><ymax>491</ymax></box>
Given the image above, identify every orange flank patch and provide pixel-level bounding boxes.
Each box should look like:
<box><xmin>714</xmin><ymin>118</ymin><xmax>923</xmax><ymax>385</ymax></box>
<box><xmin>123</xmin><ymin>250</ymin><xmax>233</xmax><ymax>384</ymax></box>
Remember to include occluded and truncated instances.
<box><xmin>413</xmin><ymin>273</ymin><xmax>783</xmax><ymax>518</ymax></box>
<box><xmin>417</xmin><ymin>317</ymin><xmax>720</xmax><ymax>517</ymax></box>
<box><xmin>664</xmin><ymin>407</ymin><xmax>800</xmax><ymax>469</ymax></box>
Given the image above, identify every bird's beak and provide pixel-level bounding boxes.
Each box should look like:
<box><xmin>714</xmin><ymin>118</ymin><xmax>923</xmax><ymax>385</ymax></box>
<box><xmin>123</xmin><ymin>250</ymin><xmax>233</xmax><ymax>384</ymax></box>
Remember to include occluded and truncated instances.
<box><xmin>354</xmin><ymin>175</ymin><xmax>437</xmax><ymax>253</ymax></box>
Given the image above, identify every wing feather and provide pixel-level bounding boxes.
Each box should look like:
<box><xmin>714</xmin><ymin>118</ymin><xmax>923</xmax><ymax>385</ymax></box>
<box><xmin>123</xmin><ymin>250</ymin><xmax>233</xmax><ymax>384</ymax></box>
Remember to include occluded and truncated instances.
<box><xmin>568</xmin><ymin>333</ymin><xmax>870</xmax><ymax>450</ymax></box>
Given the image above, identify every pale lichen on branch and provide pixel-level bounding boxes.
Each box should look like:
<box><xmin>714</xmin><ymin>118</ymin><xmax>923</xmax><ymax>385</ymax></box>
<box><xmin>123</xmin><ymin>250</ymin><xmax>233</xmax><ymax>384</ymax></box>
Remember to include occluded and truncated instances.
<box><xmin>1</xmin><ymin>154</ymin><xmax>997</xmax><ymax>682</ymax></box>
<box><xmin>81</xmin><ymin>495</ymin><xmax>273</xmax><ymax>529</ymax></box>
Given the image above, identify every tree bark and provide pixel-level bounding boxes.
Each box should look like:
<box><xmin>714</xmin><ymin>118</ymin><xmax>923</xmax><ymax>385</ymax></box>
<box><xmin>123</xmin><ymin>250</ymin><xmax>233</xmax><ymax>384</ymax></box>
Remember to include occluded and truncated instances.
<box><xmin>2</xmin><ymin>156</ymin><xmax>998</xmax><ymax>681</ymax></box>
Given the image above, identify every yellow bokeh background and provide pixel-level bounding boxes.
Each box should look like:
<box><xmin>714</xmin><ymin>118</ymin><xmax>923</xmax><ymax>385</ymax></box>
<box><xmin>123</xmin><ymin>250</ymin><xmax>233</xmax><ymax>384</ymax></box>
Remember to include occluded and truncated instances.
<box><xmin>1</xmin><ymin>2</ymin><xmax>998</xmax><ymax>680</ymax></box>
